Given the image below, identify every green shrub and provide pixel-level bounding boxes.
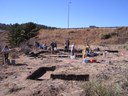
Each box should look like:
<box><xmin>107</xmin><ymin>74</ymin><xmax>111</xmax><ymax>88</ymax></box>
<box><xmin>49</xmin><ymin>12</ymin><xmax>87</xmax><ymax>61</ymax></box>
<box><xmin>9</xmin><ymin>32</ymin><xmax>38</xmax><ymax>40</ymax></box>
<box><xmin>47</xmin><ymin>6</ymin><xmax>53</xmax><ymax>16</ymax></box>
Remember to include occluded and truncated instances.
<box><xmin>7</xmin><ymin>22</ymin><xmax>39</xmax><ymax>47</ymax></box>
<box><xmin>100</xmin><ymin>33</ymin><xmax>111</xmax><ymax>39</ymax></box>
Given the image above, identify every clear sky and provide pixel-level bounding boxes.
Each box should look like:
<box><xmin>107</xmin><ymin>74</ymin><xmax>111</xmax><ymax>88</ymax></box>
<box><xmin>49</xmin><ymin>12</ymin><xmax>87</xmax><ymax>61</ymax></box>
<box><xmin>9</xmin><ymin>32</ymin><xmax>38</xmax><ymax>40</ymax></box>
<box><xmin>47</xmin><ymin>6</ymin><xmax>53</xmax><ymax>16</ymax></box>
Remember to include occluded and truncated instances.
<box><xmin>0</xmin><ymin>0</ymin><xmax>128</xmax><ymax>28</ymax></box>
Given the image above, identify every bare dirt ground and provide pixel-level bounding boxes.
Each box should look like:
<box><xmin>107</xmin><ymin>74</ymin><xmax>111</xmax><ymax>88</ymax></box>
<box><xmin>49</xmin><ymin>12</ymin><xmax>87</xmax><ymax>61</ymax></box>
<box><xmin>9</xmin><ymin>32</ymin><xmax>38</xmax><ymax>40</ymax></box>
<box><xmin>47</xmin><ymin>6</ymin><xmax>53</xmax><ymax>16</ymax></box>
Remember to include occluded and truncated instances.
<box><xmin>0</xmin><ymin>44</ymin><xmax>128</xmax><ymax>96</ymax></box>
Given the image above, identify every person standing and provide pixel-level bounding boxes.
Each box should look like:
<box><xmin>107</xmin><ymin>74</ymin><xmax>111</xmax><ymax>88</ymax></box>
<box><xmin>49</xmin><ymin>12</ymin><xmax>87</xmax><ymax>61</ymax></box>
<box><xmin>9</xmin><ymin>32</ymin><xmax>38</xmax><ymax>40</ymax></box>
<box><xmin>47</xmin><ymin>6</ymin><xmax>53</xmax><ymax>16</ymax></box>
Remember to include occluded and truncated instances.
<box><xmin>2</xmin><ymin>45</ymin><xmax>10</xmax><ymax>64</ymax></box>
<box><xmin>65</xmin><ymin>39</ymin><xmax>70</xmax><ymax>52</ymax></box>
<box><xmin>70</xmin><ymin>43</ymin><xmax>75</xmax><ymax>56</ymax></box>
<box><xmin>43</xmin><ymin>43</ymin><xmax>47</xmax><ymax>50</ymax></box>
<box><xmin>50</xmin><ymin>41</ymin><xmax>55</xmax><ymax>54</ymax></box>
<box><xmin>34</xmin><ymin>41</ymin><xmax>40</xmax><ymax>50</ymax></box>
<box><xmin>54</xmin><ymin>41</ymin><xmax>57</xmax><ymax>50</ymax></box>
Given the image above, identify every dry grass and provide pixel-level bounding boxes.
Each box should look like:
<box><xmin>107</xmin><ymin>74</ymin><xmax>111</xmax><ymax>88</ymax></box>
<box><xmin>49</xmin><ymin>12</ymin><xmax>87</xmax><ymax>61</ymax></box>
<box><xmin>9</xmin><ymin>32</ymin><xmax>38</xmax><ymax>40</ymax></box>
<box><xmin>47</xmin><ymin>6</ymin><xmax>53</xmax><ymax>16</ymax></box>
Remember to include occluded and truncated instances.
<box><xmin>82</xmin><ymin>80</ymin><xmax>122</xmax><ymax>96</ymax></box>
<box><xmin>38</xmin><ymin>27</ymin><xmax>128</xmax><ymax>48</ymax></box>
<box><xmin>38</xmin><ymin>28</ymin><xmax>115</xmax><ymax>47</ymax></box>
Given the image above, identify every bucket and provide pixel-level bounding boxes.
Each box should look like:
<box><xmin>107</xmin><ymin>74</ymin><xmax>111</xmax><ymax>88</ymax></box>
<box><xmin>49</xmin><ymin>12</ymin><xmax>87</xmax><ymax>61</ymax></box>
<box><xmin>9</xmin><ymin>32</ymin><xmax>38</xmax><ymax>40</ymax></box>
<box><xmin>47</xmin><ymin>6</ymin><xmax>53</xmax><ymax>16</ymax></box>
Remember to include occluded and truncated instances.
<box><xmin>83</xmin><ymin>59</ymin><xmax>90</xmax><ymax>63</ymax></box>
<box><xmin>70</xmin><ymin>55</ymin><xmax>75</xmax><ymax>59</ymax></box>
<box><xmin>11</xmin><ymin>59</ymin><xmax>16</xmax><ymax>65</ymax></box>
<box><xmin>90</xmin><ymin>59</ymin><xmax>97</xmax><ymax>63</ymax></box>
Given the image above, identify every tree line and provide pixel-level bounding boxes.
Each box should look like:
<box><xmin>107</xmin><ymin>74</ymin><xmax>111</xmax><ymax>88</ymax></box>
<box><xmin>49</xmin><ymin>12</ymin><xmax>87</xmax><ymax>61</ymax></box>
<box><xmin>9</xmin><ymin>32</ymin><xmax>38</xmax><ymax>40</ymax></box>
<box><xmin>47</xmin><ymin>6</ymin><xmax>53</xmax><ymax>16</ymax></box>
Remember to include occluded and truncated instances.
<box><xmin>0</xmin><ymin>22</ymin><xmax>57</xmax><ymax>47</ymax></box>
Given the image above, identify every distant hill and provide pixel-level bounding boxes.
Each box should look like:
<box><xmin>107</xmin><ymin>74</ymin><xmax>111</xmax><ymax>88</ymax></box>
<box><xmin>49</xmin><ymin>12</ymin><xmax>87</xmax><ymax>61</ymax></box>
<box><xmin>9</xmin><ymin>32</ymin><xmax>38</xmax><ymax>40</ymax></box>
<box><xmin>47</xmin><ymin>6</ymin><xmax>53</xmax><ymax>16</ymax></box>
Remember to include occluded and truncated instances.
<box><xmin>38</xmin><ymin>27</ymin><xmax>128</xmax><ymax>46</ymax></box>
<box><xmin>0</xmin><ymin>22</ymin><xmax>128</xmax><ymax>48</ymax></box>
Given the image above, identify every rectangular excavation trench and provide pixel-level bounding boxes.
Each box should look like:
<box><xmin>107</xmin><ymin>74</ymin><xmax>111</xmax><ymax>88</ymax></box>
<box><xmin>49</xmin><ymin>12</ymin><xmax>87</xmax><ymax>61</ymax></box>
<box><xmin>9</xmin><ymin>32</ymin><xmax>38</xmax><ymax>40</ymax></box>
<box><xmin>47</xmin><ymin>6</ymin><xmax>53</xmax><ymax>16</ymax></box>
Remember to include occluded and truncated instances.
<box><xmin>27</xmin><ymin>66</ymin><xmax>89</xmax><ymax>81</ymax></box>
<box><xmin>51</xmin><ymin>74</ymin><xmax>89</xmax><ymax>81</ymax></box>
<box><xmin>26</xmin><ymin>66</ymin><xmax>56</xmax><ymax>80</ymax></box>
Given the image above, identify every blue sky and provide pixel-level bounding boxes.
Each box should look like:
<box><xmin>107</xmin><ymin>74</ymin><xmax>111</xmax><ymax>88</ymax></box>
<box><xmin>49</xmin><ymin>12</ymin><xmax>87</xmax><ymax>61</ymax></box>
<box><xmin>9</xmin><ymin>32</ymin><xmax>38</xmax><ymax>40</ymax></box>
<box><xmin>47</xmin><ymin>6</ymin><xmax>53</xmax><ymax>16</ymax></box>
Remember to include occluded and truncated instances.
<box><xmin>0</xmin><ymin>0</ymin><xmax>128</xmax><ymax>28</ymax></box>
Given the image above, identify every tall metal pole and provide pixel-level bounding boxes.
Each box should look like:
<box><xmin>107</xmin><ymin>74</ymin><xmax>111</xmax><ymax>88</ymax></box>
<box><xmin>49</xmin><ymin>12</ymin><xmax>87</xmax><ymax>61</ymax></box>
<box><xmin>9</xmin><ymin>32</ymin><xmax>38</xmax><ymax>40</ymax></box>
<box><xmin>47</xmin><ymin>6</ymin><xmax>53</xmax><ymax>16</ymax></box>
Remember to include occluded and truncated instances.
<box><xmin>68</xmin><ymin>2</ymin><xmax>71</xmax><ymax>28</ymax></box>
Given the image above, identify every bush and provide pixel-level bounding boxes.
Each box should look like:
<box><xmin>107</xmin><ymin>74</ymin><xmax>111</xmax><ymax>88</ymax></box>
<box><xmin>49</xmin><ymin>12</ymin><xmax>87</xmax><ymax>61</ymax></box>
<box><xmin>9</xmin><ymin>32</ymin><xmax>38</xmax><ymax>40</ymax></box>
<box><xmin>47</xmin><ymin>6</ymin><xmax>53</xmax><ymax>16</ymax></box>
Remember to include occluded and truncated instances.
<box><xmin>7</xmin><ymin>22</ymin><xmax>39</xmax><ymax>47</ymax></box>
<box><xmin>100</xmin><ymin>32</ymin><xmax>118</xmax><ymax>40</ymax></box>
<box><xmin>100</xmin><ymin>33</ymin><xmax>111</xmax><ymax>39</ymax></box>
<box><xmin>82</xmin><ymin>81</ymin><xmax>121</xmax><ymax>96</ymax></box>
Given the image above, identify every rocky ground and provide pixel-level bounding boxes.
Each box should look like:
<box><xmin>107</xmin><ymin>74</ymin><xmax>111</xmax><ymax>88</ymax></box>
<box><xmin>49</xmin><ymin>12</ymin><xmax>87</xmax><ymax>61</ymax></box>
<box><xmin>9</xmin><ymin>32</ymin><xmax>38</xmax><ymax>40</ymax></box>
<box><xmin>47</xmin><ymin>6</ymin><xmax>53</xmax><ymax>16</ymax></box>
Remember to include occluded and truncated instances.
<box><xmin>0</xmin><ymin>44</ymin><xmax>128</xmax><ymax>96</ymax></box>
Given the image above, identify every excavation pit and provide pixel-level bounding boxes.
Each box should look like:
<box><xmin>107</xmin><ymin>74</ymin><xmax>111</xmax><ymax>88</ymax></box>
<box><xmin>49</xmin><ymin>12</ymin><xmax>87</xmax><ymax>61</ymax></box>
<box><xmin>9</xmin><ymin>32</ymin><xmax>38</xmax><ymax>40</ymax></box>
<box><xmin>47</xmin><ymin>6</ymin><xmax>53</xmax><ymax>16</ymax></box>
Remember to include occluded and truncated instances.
<box><xmin>27</xmin><ymin>66</ymin><xmax>56</xmax><ymax>80</ymax></box>
<box><xmin>51</xmin><ymin>74</ymin><xmax>89</xmax><ymax>81</ymax></box>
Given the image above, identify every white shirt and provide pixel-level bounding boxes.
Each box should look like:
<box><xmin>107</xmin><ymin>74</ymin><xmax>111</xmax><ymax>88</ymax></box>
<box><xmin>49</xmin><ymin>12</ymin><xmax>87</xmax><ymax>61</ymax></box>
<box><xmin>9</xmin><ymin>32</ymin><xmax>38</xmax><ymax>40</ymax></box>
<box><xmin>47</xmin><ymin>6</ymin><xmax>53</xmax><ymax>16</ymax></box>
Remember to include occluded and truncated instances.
<box><xmin>70</xmin><ymin>44</ymin><xmax>75</xmax><ymax>51</ymax></box>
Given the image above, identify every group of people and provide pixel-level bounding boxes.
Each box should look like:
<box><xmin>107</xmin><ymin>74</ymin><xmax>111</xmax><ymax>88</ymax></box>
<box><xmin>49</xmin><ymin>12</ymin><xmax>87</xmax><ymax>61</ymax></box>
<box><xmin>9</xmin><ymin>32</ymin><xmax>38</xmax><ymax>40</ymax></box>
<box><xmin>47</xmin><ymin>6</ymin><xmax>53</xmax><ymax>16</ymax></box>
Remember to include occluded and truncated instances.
<box><xmin>82</xmin><ymin>45</ymin><xmax>98</xmax><ymax>59</ymax></box>
<box><xmin>34</xmin><ymin>41</ymin><xmax>47</xmax><ymax>50</ymax></box>
<box><xmin>50</xmin><ymin>39</ymin><xmax>75</xmax><ymax>56</ymax></box>
<box><xmin>34</xmin><ymin>39</ymin><xmax>76</xmax><ymax>57</ymax></box>
<box><xmin>0</xmin><ymin>40</ymin><xmax>98</xmax><ymax>65</ymax></box>
<box><xmin>0</xmin><ymin>38</ymin><xmax>100</xmax><ymax>65</ymax></box>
